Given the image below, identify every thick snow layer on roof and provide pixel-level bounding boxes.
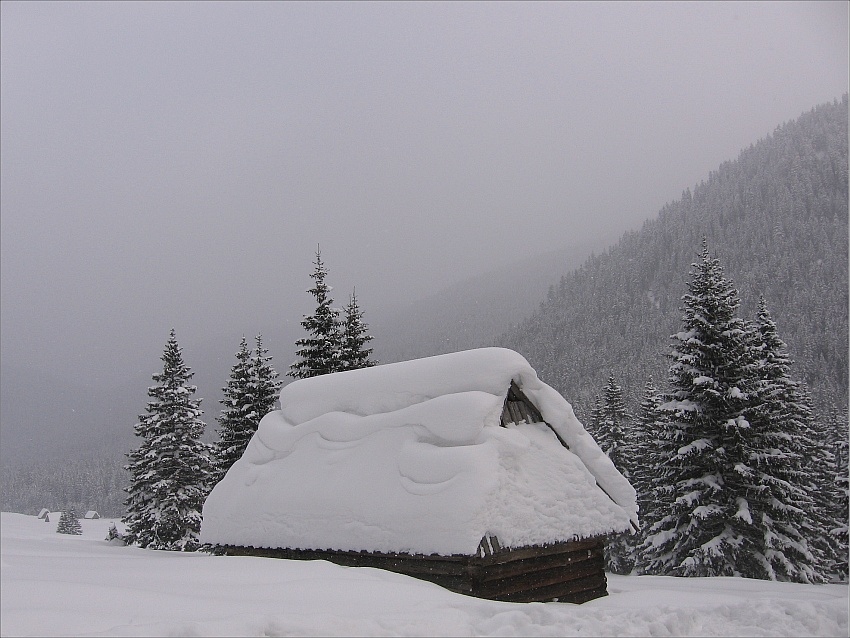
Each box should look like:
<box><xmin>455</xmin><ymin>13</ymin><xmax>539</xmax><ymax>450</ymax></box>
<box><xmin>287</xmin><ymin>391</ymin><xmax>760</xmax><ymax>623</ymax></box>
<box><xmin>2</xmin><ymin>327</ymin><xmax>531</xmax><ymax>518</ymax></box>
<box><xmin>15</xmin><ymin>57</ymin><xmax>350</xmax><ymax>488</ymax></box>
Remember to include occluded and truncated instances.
<box><xmin>201</xmin><ymin>348</ymin><xmax>637</xmax><ymax>556</ymax></box>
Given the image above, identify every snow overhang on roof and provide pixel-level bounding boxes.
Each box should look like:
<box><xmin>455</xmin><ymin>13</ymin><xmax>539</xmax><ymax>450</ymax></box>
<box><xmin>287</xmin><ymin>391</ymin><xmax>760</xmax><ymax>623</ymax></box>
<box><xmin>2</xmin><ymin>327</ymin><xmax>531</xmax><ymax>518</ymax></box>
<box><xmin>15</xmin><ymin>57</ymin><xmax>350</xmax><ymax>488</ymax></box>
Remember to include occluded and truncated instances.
<box><xmin>201</xmin><ymin>347</ymin><xmax>637</xmax><ymax>556</ymax></box>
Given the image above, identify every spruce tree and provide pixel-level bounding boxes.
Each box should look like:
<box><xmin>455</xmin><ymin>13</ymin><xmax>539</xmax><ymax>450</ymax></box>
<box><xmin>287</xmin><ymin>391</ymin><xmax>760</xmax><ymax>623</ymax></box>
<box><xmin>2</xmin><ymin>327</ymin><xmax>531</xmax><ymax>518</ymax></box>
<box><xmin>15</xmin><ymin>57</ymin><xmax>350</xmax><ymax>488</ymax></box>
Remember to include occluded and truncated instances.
<box><xmin>586</xmin><ymin>395</ymin><xmax>604</xmax><ymax>445</ymax></box>
<box><xmin>289</xmin><ymin>247</ymin><xmax>342</xmax><ymax>379</ymax></box>
<box><xmin>123</xmin><ymin>329</ymin><xmax>213</xmax><ymax>551</ymax></box>
<box><xmin>213</xmin><ymin>336</ymin><xmax>255</xmax><ymax>486</ymax></box>
<box><xmin>339</xmin><ymin>289</ymin><xmax>376</xmax><ymax>371</ymax></box>
<box><xmin>598</xmin><ymin>374</ymin><xmax>633</xmax><ymax>574</ymax></box>
<box><xmin>638</xmin><ymin>240</ymin><xmax>754</xmax><ymax>577</ymax></box>
<box><xmin>830</xmin><ymin>411</ymin><xmax>849</xmax><ymax>581</ymax></box>
<box><xmin>600</xmin><ymin>374</ymin><xmax>628</xmax><ymax>472</ymax></box>
<box><xmin>631</xmin><ymin>376</ymin><xmax>664</xmax><ymax>566</ymax></box>
<box><xmin>56</xmin><ymin>508</ymin><xmax>82</xmax><ymax>535</ymax></box>
<box><xmin>105</xmin><ymin>521</ymin><xmax>122</xmax><ymax>542</ymax></box>
<box><xmin>739</xmin><ymin>296</ymin><xmax>821</xmax><ymax>582</ymax></box>
<box><xmin>798</xmin><ymin>387</ymin><xmax>840</xmax><ymax>578</ymax></box>
<box><xmin>252</xmin><ymin>334</ymin><xmax>281</xmax><ymax>423</ymax></box>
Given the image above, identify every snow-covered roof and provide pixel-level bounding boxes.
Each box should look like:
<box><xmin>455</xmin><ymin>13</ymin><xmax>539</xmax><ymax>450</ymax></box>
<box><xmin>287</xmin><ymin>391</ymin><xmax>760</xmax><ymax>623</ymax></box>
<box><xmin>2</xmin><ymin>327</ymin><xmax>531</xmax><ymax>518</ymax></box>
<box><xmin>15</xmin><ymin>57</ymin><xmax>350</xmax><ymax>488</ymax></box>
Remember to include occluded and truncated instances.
<box><xmin>83</xmin><ymin>511</ymin><xmax>100</xmax><ymax>519</ymax></box>
<box><xmin>201</xmin><ymin>347</ymin><xmax>637</xmax><ymax>556</ymax></box>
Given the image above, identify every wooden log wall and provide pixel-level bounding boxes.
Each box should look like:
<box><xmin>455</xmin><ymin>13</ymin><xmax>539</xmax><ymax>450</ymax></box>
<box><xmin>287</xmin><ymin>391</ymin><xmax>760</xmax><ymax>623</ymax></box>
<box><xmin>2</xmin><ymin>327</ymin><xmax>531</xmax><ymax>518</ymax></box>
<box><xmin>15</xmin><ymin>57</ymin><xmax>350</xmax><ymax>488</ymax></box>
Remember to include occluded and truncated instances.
<box><xmin>218</xmin><ymin>536</ymin><xmax>608</xmax><ymax>604</ymax></box>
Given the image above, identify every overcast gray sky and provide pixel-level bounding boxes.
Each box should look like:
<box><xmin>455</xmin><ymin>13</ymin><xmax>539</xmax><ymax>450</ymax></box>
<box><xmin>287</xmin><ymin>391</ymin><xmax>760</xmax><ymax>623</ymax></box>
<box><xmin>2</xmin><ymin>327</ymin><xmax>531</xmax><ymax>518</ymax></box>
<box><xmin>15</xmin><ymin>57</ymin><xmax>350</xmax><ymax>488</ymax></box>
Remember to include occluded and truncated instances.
<box><xmin>1</xmin><ymin>1</ymin><xmax>848</xmax><ymax>395</ymax></box>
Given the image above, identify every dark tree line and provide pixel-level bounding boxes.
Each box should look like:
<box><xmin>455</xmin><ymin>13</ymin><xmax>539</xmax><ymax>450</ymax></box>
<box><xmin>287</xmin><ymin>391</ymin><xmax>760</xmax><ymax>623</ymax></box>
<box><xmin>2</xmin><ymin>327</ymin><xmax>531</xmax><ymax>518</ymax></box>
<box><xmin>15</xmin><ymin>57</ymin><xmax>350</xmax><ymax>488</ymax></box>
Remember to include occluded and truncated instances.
<box><xmin>0</xmin><ymin>455</ymin><xmax>129</xmax><ymax>517</ymax></box>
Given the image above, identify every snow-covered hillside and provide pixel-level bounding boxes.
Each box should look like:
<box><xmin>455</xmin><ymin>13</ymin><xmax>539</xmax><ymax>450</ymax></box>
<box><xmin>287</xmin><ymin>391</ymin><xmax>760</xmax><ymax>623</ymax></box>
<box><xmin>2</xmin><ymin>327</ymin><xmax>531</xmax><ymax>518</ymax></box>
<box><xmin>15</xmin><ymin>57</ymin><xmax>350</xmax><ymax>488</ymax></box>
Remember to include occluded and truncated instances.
<box><xmin>1</xmin><ymin>512</ymin><xmax>846</xmax><ymax>637</ymax></box>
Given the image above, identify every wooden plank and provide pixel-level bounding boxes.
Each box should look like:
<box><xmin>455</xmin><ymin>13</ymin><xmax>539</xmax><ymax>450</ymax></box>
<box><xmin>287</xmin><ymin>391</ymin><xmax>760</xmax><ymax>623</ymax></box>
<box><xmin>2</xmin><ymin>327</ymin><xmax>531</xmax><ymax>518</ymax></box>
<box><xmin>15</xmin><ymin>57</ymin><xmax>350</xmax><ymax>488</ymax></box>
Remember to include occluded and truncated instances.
<box><xmin>475</xmin><ymin>538</ymin><xmax>603</xmax><ymax>565</ymax></box>
<box><xmin>508</xmin><ymin>380</ymin><xmax>544</xmax><ymax>423</ymax></box>
<box><xmin>475</xmin><ymin>558</ymin><xmax>604</xmax><ymax>598</ymax></box>
<box><xmin>474</xmin><ymin>546</ymin><xmax>603</xmax><ymax>582</ymax></box>
<box><xmin>505</xmin><ymin>401</ymin><xmax>522</xmax><ymax>425</ymax></box>
<box><xmin>490</xmin><ymin>535</ymin><xmax>501</xmax><ymax>554</ymax></box>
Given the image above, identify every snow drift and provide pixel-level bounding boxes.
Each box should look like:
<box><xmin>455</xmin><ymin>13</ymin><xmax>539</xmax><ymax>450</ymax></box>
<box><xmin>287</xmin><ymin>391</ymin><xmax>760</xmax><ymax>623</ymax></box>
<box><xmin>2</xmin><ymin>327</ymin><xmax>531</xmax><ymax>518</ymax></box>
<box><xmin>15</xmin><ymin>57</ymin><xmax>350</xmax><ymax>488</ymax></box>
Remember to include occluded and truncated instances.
<box><xmin>201</xmin><ymin>347</ymin><xmax>637</xmax><ymax>555</ymax></box>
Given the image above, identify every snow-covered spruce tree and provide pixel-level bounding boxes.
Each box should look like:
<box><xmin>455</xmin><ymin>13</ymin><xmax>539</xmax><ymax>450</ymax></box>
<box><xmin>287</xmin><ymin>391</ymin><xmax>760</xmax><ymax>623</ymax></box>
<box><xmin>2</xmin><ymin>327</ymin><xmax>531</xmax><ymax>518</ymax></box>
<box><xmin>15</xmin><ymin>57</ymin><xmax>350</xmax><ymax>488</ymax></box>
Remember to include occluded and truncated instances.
<box><xmin>586</xmin><ymin>395</ymin><xmax>604</xmax><ymax>446</ymax></box>
<box><xmin>213</xmin><ymin>334</ymin><xmax>281</xmax><ymax>487</ymax></box>
<box><xmin>598</xmin><ymin>374</ymin><xmax>634</xmax><ymax>574</ymax></box>
<box><xmin>830</xmin><ymin>411</ymin><xmax>849</xmax><ymax>581</ymax></box>
<box><xmin>638</xmin><ymin>240</ymin><xmax>755</xmax><ymax>577</ymax></box>
<box><xmin>212</xmin><ymin>336</ymin><xmax>255</xmax><ymax>487</ymax></box>
<box><xmin>600</xmin><ymin>375</ymin><xmax>629</xmax><ymax>472</ymax></box>
<box><xmin>289</xmin><ymin>247</ymin><xmax>342</xmax><ymax>379</ymax></box>
<box><xmin>339</xmin><ymin>289</ymin><xmax>376</xmax><ymax>371</ymax></box>
<box><xmin>105</xmin><ymin>521</ymin><xmax>122</xmax><ymax>542</ymax></box>
<box><xmin>798</xmin><ymin>387</ymin><xmax>841</xmax><ymax>577</ymax></box>
<box><xmin>737</xmin><ymin>296</ymin><xmax>821</xmax><ymax>582</ymax></box>
<box><xmin>252</xmin><ymin>334</ymin><xmax>281</xmax><ymax>425</ymax></box>
<box><xmin>631</xmin><ymin>377</ymin><xmax>665</xmax><ymax>564</ymax></box>
<box><xmin>56</xmin><ymin>508</ymin><xmax>82</xmax><ymax>535</ymax></box>
<box><xmin>123</xmin><ymin>329</ymin><xmax>213</xmax><ymax>551</ymax></box>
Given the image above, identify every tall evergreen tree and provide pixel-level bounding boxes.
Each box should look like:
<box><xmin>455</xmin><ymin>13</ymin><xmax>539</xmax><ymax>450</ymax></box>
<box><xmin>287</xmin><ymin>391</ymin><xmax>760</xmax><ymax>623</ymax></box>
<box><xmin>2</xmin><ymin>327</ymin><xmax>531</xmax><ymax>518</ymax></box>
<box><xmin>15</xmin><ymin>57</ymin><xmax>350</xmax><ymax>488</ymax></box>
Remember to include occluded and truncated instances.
<box><xmin>600</xmin><ymin>374</ymin><xmax>629</xmax><ymax>472</ymax></box>
<box><xmin>598</xmin><ymin>374</ymin><xmax>634</xmax><ymax>574</ymax></box>
<box><xmin>631</xmin><ymin>377</ymin><xmax>664</xmax><ymax>562</ymax></box>
<box><xmin>830</xmin><ymin>409</ymin><xmax>849</xmax><ymax>581</ymax></box>
<box><xmin>289</xmin><ymin>247</ymin><xmax>342</xmax><ymax>379</ymax></box>
<box><xmin>738</xmin><ymin>296</ymin><xmax>821</xmax><ymax>582</ymax></box>
<box><xmin>252</xmin><ymin>334</ymin><xmax>282</xmax><ymax>422</ymax></box>
<box><xmin>56</xmin><ymin>508</ymin><xmax>82</xmax><ymax>535</ymax></box>
<box><xmin>213</xmin><ymin>336</ymin><xmax>255</xmax><ymax>486</ymax></box>
<box><xmin>339</xmin><ymin>289</ymin><xmax>376</xmax><ymax>371</ymax></box>
<box><xmin>123</xmin><ymin>329</ymin><xmax>213</xmax><ymax>551</ymax></box>
<box><xmin>213</xmin><ymin>334</ymin><xmax>282</xmax><ymax>487</ymax></box>
<box><xmin>586</xmin><ymin>395</ymin><xmax>604</xmax><ymax>445</ymax></box>
<box><xmin>638</xmin><ymin>240</ymin><xmax>755</xmax><ymax>577</ymax></box>
<box><xmin>798</xmin><ymin>387</ymin><xmax>840</xmax><ymax>578</ymax></box>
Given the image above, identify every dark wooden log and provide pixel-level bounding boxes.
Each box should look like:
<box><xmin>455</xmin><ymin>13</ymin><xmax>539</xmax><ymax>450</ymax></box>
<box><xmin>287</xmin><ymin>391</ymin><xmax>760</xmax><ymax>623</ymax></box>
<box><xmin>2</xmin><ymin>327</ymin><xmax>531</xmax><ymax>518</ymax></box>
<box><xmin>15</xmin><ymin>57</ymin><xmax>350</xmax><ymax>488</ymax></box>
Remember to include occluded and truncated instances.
<box><xmin>507</xmin><ymin>380</ymin><xmax>544</xmax><ymax>423</ymax></box>
<box><xmin>474</xmin><ymin>557</ymin><xmax>604</xmax><ymax>598</ymax></box>
<box><xmin>473</xmin><ymin>546</ymin><xmax>603</xmax><ymax>582</ymax></box>
<box><xmin>475</xmin><ymin>538</ymin><xmax>602</xmax><ymax>565</ymax></box>
<box><xmin>489</xmin><ymin>535</ymin><xmax>501</xmax><ymax>554</ymax></box>
<box><xmin>474</xmin><ymin>557</ymin><xmax>605</xmax><ymax>591</ymax></box>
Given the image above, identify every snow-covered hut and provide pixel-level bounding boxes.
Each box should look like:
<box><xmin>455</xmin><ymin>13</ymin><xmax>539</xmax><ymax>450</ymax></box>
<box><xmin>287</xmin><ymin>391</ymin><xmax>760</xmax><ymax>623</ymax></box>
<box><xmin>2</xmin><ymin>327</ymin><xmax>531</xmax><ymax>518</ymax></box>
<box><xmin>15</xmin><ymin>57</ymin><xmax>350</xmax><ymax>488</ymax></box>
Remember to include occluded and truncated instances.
<box><xmin>37</xmin><ymin>508</ymin><xmax>51</xmax><ymax>520</ymax></box>
<box><xmin>201</xmin><ymin>347</ymin><xmax>637</xmax><ymax>603</ymax></box>
<box><xmin>83</xmin><ymin>511</ymin><xmax>100</xmax><ymax>520</ymax></box>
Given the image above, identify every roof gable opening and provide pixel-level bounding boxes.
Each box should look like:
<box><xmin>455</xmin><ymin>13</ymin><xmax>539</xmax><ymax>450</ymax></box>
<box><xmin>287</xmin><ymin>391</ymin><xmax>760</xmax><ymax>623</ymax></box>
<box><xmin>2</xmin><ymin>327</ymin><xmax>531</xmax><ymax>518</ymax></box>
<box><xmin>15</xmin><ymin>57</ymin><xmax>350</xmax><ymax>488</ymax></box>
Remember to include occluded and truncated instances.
<box><xmin>500</xmin><ymin>380</ymin><xmax>543</xmax><ymax>426</ymax></box>
<box><xmin>501</xmin><ymin>380</ymin><xmax>571</xmax><ymax>451</ymax></box>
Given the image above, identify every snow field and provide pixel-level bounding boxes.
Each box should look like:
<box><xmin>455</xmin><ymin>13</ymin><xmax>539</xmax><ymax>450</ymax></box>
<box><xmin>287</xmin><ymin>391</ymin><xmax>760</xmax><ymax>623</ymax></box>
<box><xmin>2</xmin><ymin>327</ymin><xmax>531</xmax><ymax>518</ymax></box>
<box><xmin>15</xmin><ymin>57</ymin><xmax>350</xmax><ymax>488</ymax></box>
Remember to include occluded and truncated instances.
<box><xmin>2</xmin><ymin>512</ymin><xmax>847</xmax><ymax>637</ymax></box>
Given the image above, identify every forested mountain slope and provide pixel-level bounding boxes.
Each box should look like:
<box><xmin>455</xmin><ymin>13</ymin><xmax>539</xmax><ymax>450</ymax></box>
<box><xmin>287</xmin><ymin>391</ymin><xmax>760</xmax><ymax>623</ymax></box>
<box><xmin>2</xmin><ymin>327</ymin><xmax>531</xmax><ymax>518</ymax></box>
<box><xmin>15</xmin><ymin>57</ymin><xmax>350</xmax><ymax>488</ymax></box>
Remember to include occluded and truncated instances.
<box><xmin>499</xmin><ymin>96</ymin><xmax>848</xmax><ymax>422</ymax></box>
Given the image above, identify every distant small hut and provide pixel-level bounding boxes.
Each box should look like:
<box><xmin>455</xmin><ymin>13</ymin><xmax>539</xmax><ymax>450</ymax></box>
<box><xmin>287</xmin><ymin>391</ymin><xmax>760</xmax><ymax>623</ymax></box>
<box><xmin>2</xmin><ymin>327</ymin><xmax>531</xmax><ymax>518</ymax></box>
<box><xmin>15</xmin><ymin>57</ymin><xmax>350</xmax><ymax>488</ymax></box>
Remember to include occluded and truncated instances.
<box><xmin>202</xmin><ymin>348</ymin><xmax>637</xmax><ymax>604</ymax></box>
<box><xmin>83</xmin><ymin>511</ymin><xmax>101</xmax><ymax>520</ymax></box>
<box><xmin>37</xmin><ymin>508</ymin><xmax>51</xmax><ymax>520</ymax></box>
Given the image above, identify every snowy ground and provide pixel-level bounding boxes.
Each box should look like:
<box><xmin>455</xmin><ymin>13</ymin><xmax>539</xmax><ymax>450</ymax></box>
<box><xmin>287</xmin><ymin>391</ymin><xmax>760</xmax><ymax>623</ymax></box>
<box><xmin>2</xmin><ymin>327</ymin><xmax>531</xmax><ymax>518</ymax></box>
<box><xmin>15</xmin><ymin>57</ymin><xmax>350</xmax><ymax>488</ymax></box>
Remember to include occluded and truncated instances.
<box><xmin>1</xmin><ymin>512</ymin><xmax>846</xmax><ymax>637</ymax></box>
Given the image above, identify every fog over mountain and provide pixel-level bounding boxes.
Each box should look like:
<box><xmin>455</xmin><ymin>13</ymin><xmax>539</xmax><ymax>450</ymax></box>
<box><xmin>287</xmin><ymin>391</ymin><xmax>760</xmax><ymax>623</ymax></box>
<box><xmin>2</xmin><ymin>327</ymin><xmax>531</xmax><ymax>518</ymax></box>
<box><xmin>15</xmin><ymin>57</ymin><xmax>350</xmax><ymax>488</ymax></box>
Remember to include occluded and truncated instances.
<box><xmin>1</xmin><ymin>2</ymin><xmax>847</xmax><ymax>469</ymax></box>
